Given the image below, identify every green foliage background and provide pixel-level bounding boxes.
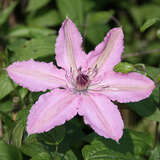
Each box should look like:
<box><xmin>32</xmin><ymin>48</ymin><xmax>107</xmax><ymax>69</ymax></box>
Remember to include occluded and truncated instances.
<box><xmin>1</xmin><ymin>0</ymin><xmax>160</xmax><ymax>159</ymax></box>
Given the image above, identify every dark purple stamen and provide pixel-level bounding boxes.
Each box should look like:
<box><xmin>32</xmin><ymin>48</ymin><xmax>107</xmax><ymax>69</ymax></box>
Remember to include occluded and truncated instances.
<box><xmin>76</xmin><ymin>73</ymin><xmax>89</xmax><ymax>91</ymax></box>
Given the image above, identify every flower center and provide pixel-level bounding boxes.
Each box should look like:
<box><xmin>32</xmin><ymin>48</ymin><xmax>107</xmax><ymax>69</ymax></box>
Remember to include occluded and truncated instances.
<box><xmin>76</xmin><ymin>73</ymin><xmax>89</xmax><ymax>91</ymax></box>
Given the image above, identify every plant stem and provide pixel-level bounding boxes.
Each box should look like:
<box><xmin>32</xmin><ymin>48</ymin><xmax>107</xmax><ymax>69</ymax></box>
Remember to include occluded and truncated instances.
<box><xmin>0</xmin><ymin>117</ymin><xmax>3</xmax><ymax>137</ymax></box>
<box><xmin>55</xmin><ymin>144</ymin><xmax>58</xmax><ymax>152</ymax></box>
<box><xmin>9</xmin><ymin>0</ymin><xmax>17</xmax><ymax>27</ymax></box>
<box><xmin>122</xmin><ymin>48</ymin><xmax>160</xmax><ymax>59</ymax></box>
<box><xmin>111</xmin><ymin>16</ymin><xmax>121</xmax><ymax>26</ymax></box>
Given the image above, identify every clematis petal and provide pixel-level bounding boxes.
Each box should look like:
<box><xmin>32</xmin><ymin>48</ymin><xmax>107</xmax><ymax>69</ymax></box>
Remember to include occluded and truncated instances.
<box><xmin>84</xmin><ymin>27</ymin><xmax>124</xmax><ymax>77</ymax></box>
<box><xmin>90</xmin><ymin>72</ymin><xmax>155</xmax><ymax>103</ymax></box>
<box><xmin>27</xmin><ymin>89</ymin><xmax>79</xmax><ymax>134</ymax></box>
<box><xmin>78</xmin><ymin>93</ymin><xmax>124</xmax><ymax>142</ymax></box>
<box><xmin>55</xmin><ymin>18</ymin><xmax>87</xmax><ymax>74</ymax></box>
<box><xmin>7</xmin><ymin>59</ymin><xmax>66</xmax><ymax>92</ymax></box>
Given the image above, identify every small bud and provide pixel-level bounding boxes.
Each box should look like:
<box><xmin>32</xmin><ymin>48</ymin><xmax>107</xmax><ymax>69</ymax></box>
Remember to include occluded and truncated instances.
<box><xmin>114</xmin><ymin>62</ymin><xmax>134</xmax><ymax>74</ymax></box>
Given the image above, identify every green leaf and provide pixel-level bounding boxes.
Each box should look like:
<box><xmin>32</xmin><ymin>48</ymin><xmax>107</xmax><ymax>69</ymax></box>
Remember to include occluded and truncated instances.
<box><xmin>52</xmin><ymin>151</ymin><xmax>77</xmax><ymax>160</ymax></box>
<box><xmin>154</xmin><ymin>74</ymin><xmax>160</xmax><ymax>85</ymax></box>
<box><xmin>0</xmin><ymin>140</ymin><xmax>22</xmax><ymax>160</ymax></box>
<box><xmin>11</xmin><ymin>120</ymin><xmax>25</xmax><ymax>148</ymax></box>
<box><xmin>18</xmin><ymin>88</ymin><xmax>28</xmax><ymax>100</ymax></box>
<box><xmin>127</xmin><ymin>94</ymin><xmax>160</xmax><ymax>121</ymax></box>
<box><xmin>15</xmin><ymin>108</ymin><xmax>30</xmax><ymax>124</ymax></box>
<box><xmin>10</xmin><ymin>36</ymin><xmax>56</xmax><ymax>61</ymax></box>
<box><xmin>146</xmin><ymin>108</ymin><xmax>160</xmax><ymax>121</ymax></box>
<box><xmin>27</xmin><ymin>10</ymin><xmax>61</xmax><ymax>27</ymax></box>
<box><xmin>129</xmin><ymin>130</ymin><xmax>153</xmax><ymax>155</ymax></box>
<box><xmin>8</xmin><ymin>26</ymin><xmax>56</xmax><ymax>38</ymax></box>
<box><xmin>114</xmin><ymin>62</ymin><xmax>135</xmax><ymax>73</ymax></box>
<box><xmin>149</xmin><ymin>144</ymin><xmax>160</xmax><ymax>160</ymax></box>
<box><xmin>0</xmin><ymin>112</ymin><xmax>13</xmax><ymax>129</ymax></box>
<box><xmin>130</xmin><ymin>5</ymin><xmax>160</xmax><ymax>27</ymax></box>
<box><xmin>52</xmin><ymin>153</ymin><xmax>62</xmax><ymax>160</ymax></box>
<box><xmin>146</xmin><ymin>66</ymin><xmax>160</xmax><ymax>80</ymax></box>
<box><xmin>82</xmin><ymin>0</ymin><xmax>95</xmax><ymax>13</ymax></box>
<box><xmin>0</xmin><ymin>71</ymin><xmax>16</xmax><ymax>100</ymax></box>
<box><xmin>82</xmin><ymin>142</ymin><xmax>141</xmax><ymax>160</ymax></box>
<box><xmin>20</xmin><ymin>143</ymin><xmax>47</xmax><ymax>157</ymax></box>
<box><xmin>156</xmin><ymin>29</ymin><xmax>160</xmax><ymax>39</ymax></box>
<box><xmin>82</xmin><ymin>129</ymin><xmax>152</xmax><ymax>160</ymax></box>
<box><xmin>7</xmin><ymin>39</ymin><xmax>26</xmax><ymax>52</ymax></box>
<box><xmin>84</xmin><ymin>129</ymin><xmax>152</xmax><ymax>157</ymax></box>
<box><xmin>0</xmin><ymin>1</ymin><xmax>18</xmax><ymax>26</ymax></box>
<box><xmin>140</xmin><ymin>18</ymin><xmax>160</xmax><ymax>32</ymax></box>
<box><xmin>27</xmin><ymin>0</ymin><xmax>50</xmax><ymax>12</ymax></box>
<box><xmin>37</xmin><ymin>126</ymin><xmax>65</xmax><ymax>145</ymax></box>
<box><xmin>31</xmin><ymin>152</ymin><xmax>51</xmax><ymax>160</ymax></box>
<box><xmin>64</xmin><ymin>150</ymin><xmax>77</xmax><ymax>160</ymax></box>
<box><xmin>87</xmin><ymin>11</ymin><xmax>114</xmax><ymax>25</ymax></box>
<box><xmin>57</xmin><ymin>0</ymin><xmax>84</xmax><ymax>26</ymax></box>
<box><xmin>0</xmin><ymin>101</ymin><xmax>14</xmax><ymax>112</ymax></box>
<box><xmin>86</xmin><ymin>11</ymin><xmax>114</xmax><ymax>45</ymax></box>
<box><xmin>58</xmin><ymin>119</ymin><xmax>85</xmax><ymax>153</ymax></box>
<box><xmin>23</xmin><ymin>134</ymin><xmax>38</xmax><ymax>144</ymax></box>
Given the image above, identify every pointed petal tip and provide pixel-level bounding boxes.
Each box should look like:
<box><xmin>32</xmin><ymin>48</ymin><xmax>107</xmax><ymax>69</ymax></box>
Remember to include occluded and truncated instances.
<box><xmin>96</xmin><ymin>129</ymin><xmax>123</xmax><ymax>142</ymax></box>
<box><xmin>65</xmin><ymin>16</ymin><xmax>72</xmax><ymax>21</ymax></box>
<box><xmin>111</xmin><ymin>27</ymin><xmax>123</xmax><ymax>36</ymax></box>
<box><xmin>106</xmin><ymin>27</ymin><xmax>123</xmax><ymax>40</ymax></box>
<box><xmin>27</xmin><ymin>131</ymin><xmax>32</xmax><ymax>136</ymax></box>
<box><xmin>115</xmin><ymin>139</ymin><xmax>120</xmax><ymax>144</ymax></box>
<box><xmin>102</xmin><ymin>128</ymin><xmax>123</xmax><ymax>142</ymax></box>
<box><xmin>27</xmin><ymin>129</ymin><xmax>42</xmax><ymax>136</ymax></box>
<box><xmin>65</xmin><ymin>15</ymin><xmax>69</xmax><ymax>19</ymax></box>
<box><xmin>117</xmin><ymin>26</ymin><xmax>123</xmax><ymax>31</ymax></box>
<box><xmin>63</xmin><ymin>17</ymin><xmax>73</xmax><ymax>26</ymax></box>
<box><xmin>114</xmin><ymin>133</ymin><xmax>123</xmax><ymax>143</ymax></box>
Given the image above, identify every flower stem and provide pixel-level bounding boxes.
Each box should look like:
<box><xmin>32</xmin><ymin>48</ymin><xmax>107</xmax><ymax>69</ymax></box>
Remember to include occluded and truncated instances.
<box><xmin>53</xmin><ymin>145</ymin><xmax>59</xmax><ymax>160</ymax></box>
<box><xmin>154</xmin><ymin>122</ymin><xmax>159</xmax><ymax>148</ymax></box>
<box><xmin>153</xmin><ymin>87</ymin><xmax>160</xmax><ymax>148</ymax></box>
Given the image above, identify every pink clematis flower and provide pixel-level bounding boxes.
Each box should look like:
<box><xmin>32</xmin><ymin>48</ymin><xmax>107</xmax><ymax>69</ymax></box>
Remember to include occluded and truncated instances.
<box><xmin>7</xmin><ymin>18</ymin><xmax>155</xmax><ymax>142</ymax></box>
